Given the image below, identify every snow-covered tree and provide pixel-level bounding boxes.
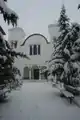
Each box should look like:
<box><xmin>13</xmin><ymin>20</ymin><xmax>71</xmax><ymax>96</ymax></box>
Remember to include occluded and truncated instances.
<box><xmin>53</xmin><ymin>5</ymin><xmax>70</xmax><ymax>53</ymax></box>
<box><xmin>51</xmin><ymin>23</ymin><xmax>80</xmax><ymax>86</ymax></box>
<box><xmin>0</xmin><ymin>0</ymin><xmax>29</xmax><ymax>91</ymax></box>
<box><xmin>50</xmin><ymin>5</ymin><xmax>70</xmax><ymax>83</ymax></box>
<box><xmin>61</xmin><ymin>23</ymin><xmax>80</xmax><ymax>86</ymax></box>
<box><xmin>58</xmin><ymin>4</ymin><xmax>70</xmax><ymax>32</ymax></box>
<box><xmin>50</xmin><ymin>5</ymin><xmax>80</xmax><ymax>87</ymax></box>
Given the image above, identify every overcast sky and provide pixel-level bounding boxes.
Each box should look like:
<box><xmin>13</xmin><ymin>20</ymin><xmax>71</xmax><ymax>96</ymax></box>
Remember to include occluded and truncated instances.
<box><xmin>0</xmin><ymin>0</ymin><xmax>80</xmax><ymax>40</ymax></box>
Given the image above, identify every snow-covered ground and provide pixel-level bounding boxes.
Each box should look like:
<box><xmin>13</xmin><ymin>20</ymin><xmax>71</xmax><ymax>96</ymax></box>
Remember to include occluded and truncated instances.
<box><xmin>0</xmin><ymin>81</ymin><xmax>80</xmax><ymax>120</ymax></box>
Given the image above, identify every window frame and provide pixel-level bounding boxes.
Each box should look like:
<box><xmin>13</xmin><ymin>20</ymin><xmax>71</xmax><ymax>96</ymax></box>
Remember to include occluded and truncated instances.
<box><xmin>29</xmin><ymin>44</ymin><xmax>41</xmax><ymax>56</ymax></box>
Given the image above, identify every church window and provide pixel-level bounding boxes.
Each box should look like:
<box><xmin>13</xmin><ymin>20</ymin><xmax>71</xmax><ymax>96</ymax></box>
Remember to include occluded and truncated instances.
<box><xmin>33</xmin><ymin>45</ymin><xmax>37</xmax><ymax>55</ymax></box>
<box><xmin>29</xmin><ymin>44</ymin><xmax>41</xmax><ymax>55</ymax></box>
<box><xmin>30</xmin><ymin>45</ymin><xmax>32</xmax><ymax>55</ymax></box>
<box><xmin>38</xmin><ymin>45</ymin><xmax>40</xmax><ymax>55</ymax></box>
<box><xmin>11</xmin><ymin>40</ymin><xmax>18</xmax><ymax>49</ymax></box>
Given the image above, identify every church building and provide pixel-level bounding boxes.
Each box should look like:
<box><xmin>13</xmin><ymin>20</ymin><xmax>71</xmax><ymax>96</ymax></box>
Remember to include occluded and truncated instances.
<box><xmin>8</xmin><ymin>24</ymin><xmax>59</xmax><ymax>80</ymax></box>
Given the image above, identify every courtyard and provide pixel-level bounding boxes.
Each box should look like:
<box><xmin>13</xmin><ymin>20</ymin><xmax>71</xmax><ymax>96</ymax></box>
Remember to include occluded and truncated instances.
<box><xmin>0</xmin><ymin>81</ymin><xmax>80</xmax><ymax>120</ymax></box>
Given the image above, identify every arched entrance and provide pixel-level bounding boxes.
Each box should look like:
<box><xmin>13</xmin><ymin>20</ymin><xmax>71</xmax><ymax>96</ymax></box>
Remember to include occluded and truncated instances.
<box><xmin>23</xmin><ymin>67</ymin><xmax>29</xmax><ymax>79</ymax></box>
<box><xmin>32</xmin><ymin>65</ymin><xmax>39</xmax><ymax>80</ymax></box>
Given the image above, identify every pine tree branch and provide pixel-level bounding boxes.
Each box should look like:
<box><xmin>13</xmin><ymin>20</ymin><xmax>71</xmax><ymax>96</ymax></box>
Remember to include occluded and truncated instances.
<box><xmin>0</xmin><ymin>0</ymin><xmax>18</xmax><ymax>26</ymax></box>
<box><xmin>0</xmin><ymin>49</ymin><xmax>30</xmax><ymax>59</ymax></box>
<box><xmin>78</xmin><ymin>4</ymin><xmax>80</xmax><ymax>9</ymax></box>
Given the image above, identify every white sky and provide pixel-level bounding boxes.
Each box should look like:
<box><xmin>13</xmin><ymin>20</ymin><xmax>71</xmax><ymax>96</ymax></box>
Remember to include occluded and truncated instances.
<box><xmin>0</xmin><ymin>0</ymin><xmax>80</xmax><ymax>40</ymax></box>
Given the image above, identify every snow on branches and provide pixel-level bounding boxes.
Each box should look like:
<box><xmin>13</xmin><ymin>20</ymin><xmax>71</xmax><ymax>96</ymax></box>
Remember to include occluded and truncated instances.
<box><xmin>58</xmin><ymin>4</ymin><xmax>70</xmax><ymax>32</ymax></box>
<box><xmin>0</xmin><ymin>0</ymin><xmax>18</xmax><ymax>26</ymax></box>
<box><xmin>78</xmin><ymin>4</ymin><xmax>80</xmax><ymax>9</ymax></box>
<box><xmin>50</xmin><ymin>23</ymin><xmax>80</xmax><ymax>86</ymax></box>
<box><xmin>49</xmin><ymin>5</ymin><xmax>80</xmax><ymax>86</ymax></box>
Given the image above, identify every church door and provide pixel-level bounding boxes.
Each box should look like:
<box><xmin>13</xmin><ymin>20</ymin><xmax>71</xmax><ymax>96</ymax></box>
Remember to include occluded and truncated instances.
<box><xmin>34</xmin><ymin>69</ymin><xmax>39</xmax><ymax>80</ymax></box>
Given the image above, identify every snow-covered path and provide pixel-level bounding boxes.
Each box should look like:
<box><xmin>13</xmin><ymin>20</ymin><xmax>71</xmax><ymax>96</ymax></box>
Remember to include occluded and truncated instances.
<box><xmin>0</xmin><ymin>82</ymin><xmax>80</xmax><ymax>120</ymax></box>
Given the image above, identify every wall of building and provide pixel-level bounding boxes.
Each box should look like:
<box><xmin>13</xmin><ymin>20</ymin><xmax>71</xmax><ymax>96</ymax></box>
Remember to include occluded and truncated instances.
<box><xmin>8</xmin><ymin>24</ymin><xmax>59</xmax><ymax>79</ymax></box>
<box><xmin>8</xmin><ymin>27</ymin><xmax>26</xmax><ymax>42</ymax></box>
<box><xmin>8</xmin><ymin>27</ymin><xmax>53</xmax><ymax>78</ymax></box>
<box><xmin>14</xmin><ymin>34</ymin><xmax>52</xmax><ymax>77</ymax></box>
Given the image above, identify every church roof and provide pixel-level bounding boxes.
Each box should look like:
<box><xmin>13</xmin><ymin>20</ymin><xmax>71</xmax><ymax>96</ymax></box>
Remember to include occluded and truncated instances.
<box><xmin>21</xmin><ymin>33</ymin><xmax>50</xmax><ymax>46</ymax></box>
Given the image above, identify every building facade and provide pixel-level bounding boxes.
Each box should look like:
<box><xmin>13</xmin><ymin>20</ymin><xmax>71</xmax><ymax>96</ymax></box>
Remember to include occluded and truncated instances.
<box><xmin>8</xmin><ymin>24</ymin><xmax>59</xmax><ymax>80</ymax></box>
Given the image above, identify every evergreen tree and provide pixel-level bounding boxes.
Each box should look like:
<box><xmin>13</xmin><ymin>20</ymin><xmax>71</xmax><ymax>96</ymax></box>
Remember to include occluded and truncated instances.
<box><xmin>49</xmin><ymin>5</ymin><xmax>80</xmax><ymax>87</ymax></box>
<box><xmin>49</xmin><ymin>5</ymin><xmax>70</xmax><ymax>83</ymax></box>
<box><xmin>0</xmin><ymin>0</ymin><xmax>18</xmax><ymax>26</ymax></box>
<box><xmin>54</xmin><ymin>5</ymin><xmax>70</xmax><ymax>51</ymax></box>
<box><xmin>58</xmin><ymin>4</ymin><xmax>70</xmax><ymax>32</ymax></box>
<box><xmin>51</xmin><ymin>23</ymin><xmax>80</xmax><ymax>86</ymax></box>
<box><xmin>60</xmin><ymin>23</ymin><xmax>80</xmax><ymax>86</ymax></box>
<box><xmin>0</xmin><ymin>0</ymin><xmax>29</xmax><ymax>94</ymax></box>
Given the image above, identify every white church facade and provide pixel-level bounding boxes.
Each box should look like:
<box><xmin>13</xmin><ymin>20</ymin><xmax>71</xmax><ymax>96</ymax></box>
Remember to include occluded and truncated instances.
<box><xmin>8</xmin><ymin>24</ymin><xmax>59</xmax><ymax>80</ymax></box>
